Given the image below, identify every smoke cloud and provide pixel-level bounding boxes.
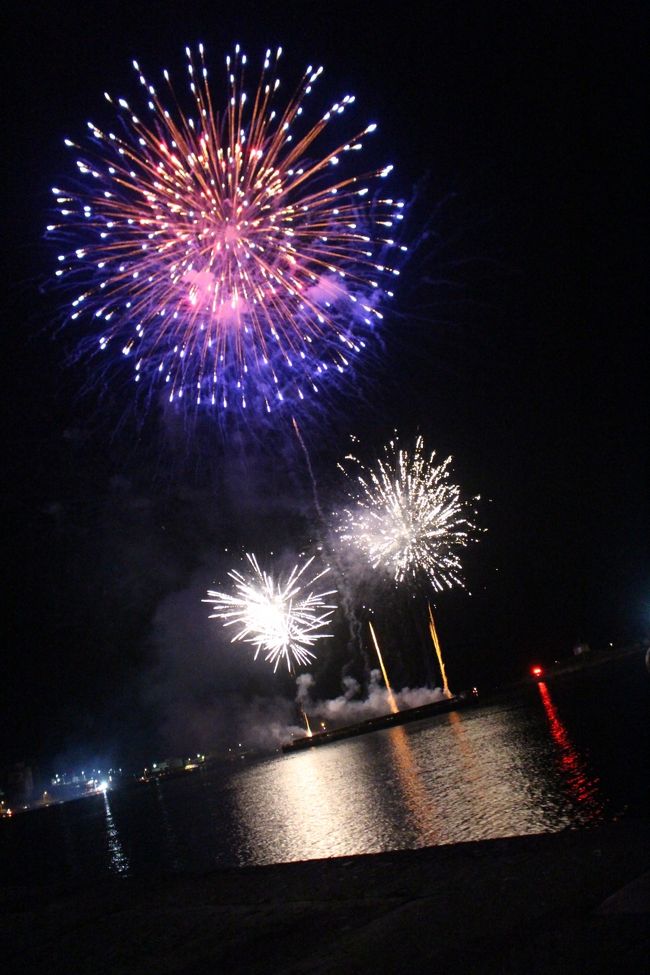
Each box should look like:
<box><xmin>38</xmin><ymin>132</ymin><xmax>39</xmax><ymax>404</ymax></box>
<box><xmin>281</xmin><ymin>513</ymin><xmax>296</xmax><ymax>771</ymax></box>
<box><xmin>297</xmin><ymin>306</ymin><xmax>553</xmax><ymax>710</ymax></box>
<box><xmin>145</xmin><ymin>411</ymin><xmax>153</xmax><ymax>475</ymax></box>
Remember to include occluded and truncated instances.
<box><xmin>294</xmin><ymin>670</ymin><xmax>446</xmax><ymax>729</ymax></box>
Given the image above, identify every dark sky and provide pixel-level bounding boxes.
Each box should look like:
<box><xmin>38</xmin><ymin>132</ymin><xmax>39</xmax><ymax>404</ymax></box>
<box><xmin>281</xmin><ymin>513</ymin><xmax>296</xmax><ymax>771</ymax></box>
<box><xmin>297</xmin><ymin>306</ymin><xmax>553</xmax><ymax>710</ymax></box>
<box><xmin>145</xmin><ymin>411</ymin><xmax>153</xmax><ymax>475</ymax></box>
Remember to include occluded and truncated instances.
<box><xmin>3</xmin><ymin>1</ymin><xmax>648</xmax><ymax>770</ymax></box>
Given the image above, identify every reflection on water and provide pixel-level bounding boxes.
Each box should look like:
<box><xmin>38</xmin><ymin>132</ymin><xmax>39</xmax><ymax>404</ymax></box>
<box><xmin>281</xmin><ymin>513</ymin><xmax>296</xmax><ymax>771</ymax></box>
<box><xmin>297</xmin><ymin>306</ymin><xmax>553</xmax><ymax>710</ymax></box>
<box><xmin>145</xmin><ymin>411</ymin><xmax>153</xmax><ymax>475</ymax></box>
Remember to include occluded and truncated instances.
<box><xmin>102</xmin><ymin>789</ymin><xmax>130</xmax><ymax>875</ymax></box>
<box><xmin>537</xmin><ymin>681</ymin><xmax>604</xmax><ymax>821</ymax></box>
<box><xmin>3</xmin><ymin>660</ymin><xmax>644</xmax><ymax>883</ymax></box>
<box><xmin>387</xmin><ymin>724</ymin><xmax>438</xmax><ymax>840</ymax></box>
<box><xmin>233</xmin><ymin>738</ymin><xmax>393</xmax><ymax>863</ymax></box>
<box><xmin>231</xmin><ymin>693</ymin><xmax>607</xmax><ymax>864</ymax></box>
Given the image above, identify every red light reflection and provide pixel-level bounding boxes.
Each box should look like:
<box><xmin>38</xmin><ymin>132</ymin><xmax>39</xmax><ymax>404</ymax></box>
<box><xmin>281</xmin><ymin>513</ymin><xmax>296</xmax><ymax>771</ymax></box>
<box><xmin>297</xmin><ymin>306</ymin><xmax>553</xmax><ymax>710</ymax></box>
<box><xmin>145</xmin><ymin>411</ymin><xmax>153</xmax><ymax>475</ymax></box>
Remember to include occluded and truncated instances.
<box><xmin>537</xmin><ymin>681</ymin><xmax>604</xmax><ymax>821</ymax></box>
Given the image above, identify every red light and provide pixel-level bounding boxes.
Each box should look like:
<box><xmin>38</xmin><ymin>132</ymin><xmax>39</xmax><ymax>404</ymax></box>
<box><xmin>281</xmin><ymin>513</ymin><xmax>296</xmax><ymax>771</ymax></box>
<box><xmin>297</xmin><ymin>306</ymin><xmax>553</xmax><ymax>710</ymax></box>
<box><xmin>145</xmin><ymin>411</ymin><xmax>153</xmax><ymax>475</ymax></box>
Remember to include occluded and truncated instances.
<box><xmin>531</xmin><ymin>666</ymin><xmax>543</xmax><ymax>677</ymax></box>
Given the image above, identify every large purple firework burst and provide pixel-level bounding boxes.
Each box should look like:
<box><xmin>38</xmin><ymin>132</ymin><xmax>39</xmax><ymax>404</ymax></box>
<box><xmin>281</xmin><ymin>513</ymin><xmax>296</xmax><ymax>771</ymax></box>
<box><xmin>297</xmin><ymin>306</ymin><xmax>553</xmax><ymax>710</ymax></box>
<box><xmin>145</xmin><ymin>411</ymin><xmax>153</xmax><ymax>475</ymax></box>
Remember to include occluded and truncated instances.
<box><xmin>48</xmin><ymin>43</ymin><xmax>405</xmax><ymax>419</ymax></box>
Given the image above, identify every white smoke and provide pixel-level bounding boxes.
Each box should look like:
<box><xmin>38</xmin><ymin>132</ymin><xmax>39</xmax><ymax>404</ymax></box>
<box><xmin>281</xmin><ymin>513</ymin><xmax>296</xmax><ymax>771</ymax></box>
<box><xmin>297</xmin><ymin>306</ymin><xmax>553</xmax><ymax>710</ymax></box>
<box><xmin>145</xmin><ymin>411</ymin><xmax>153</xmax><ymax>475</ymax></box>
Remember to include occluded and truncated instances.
<box><xmin>235</xmin><ymin>696</ymin><xmax>306</xmax><ymax>751</ymax></box>
<box><xmin>294</xmin><ymin>670</ymin><xmax>446</xmax><ymax>728</ymax></box>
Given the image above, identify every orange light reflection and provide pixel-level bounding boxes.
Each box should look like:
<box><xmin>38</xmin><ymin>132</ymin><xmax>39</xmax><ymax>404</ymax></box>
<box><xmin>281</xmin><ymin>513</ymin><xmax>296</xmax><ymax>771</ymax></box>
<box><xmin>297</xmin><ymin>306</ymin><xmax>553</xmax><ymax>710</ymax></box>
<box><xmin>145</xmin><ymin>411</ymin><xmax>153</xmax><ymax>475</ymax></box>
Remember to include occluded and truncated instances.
<box><xmin>387</xmin><ymin>725</ymin><xmax>438</xmax><ymax>839</ymax></box>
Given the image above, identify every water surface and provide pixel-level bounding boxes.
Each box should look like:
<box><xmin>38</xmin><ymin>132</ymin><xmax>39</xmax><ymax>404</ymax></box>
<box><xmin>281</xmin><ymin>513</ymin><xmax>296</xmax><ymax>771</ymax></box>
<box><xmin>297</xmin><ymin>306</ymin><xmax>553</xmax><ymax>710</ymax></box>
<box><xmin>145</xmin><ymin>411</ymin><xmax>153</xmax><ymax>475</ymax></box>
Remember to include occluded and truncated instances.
<box><xmin>2</xmin><ymin>655</ymin><xmax>647</xmax><ymax>883</ymax></box>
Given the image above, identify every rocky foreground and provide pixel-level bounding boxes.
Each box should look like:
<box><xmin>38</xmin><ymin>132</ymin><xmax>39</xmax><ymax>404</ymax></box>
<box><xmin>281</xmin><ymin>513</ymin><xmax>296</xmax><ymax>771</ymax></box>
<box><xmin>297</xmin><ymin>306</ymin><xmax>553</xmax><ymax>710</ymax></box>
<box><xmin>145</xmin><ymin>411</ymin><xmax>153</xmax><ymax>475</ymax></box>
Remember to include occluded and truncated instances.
<box><xmin>3</xmin><ymin>818</ymin><xmax>649</xmax><ymax>974</ymax></box>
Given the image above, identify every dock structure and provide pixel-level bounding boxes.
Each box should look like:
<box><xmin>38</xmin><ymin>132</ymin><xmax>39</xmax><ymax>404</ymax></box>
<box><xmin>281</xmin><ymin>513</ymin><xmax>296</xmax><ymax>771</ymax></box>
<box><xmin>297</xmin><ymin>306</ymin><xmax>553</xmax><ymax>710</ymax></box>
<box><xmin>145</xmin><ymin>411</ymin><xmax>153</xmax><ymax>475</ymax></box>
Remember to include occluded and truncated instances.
<box><xmin>282</xmin><ymin>688</ymin><xmax>479</xmax><ymax>752</ymax></box>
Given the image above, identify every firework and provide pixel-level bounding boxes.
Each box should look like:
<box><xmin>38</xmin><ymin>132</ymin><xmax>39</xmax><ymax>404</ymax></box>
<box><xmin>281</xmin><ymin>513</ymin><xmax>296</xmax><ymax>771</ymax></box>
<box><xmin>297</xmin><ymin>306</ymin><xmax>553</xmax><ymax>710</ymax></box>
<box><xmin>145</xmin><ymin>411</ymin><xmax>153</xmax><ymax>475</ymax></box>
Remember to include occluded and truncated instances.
<box><xmin>336</xmin><ymin>435</ymin><xmax>477</xmax><ymax>591</ymax></box>
<box><xmin>204</xmin><ymin>553</ymin><xmax>336</xmax><ymax>671</ymax></box>
<box><xmin>49</xmin><ymin>44</ymin><xmax>405</xmax><ymax>416</ymax></box>
<box><xmin>428</xmin><ymin>601</ymin><xmax>451</xmax><ymax>697</ymax></box>
<box><xmin>368</xmin><ymin>621</ymin><xmax>399</xmax><ymax>714</ymax></box>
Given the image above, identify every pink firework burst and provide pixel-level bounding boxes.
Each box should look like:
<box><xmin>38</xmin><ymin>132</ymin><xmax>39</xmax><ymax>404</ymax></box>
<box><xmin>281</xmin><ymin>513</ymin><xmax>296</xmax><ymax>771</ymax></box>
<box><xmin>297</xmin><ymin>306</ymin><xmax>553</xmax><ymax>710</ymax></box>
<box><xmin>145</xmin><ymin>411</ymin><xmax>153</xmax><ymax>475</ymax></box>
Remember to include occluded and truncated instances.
<box><xmin>49</xmin><ymin>44</ymin><xmax>406</xmax><ymax>418</ymax></box>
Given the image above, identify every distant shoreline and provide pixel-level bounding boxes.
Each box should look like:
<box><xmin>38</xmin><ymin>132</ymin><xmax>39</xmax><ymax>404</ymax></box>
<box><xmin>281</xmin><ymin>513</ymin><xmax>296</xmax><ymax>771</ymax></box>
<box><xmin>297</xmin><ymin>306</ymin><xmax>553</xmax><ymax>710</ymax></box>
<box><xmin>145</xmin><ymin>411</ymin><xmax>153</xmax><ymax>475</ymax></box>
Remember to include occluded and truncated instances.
<box><xmin>490</xmin><ymin>644</ymin><xmax>647</xmax><ymax>697</ymax></box>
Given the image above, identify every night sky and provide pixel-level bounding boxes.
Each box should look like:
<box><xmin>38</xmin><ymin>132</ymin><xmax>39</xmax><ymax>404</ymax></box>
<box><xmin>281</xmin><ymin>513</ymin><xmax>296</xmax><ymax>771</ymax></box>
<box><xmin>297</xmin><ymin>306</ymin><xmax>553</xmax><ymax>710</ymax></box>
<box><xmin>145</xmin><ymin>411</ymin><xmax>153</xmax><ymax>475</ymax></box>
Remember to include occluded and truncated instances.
<box><xmin>3</xmin><ymin>1</ymin><xmax>647</xmax><ymax>771</ymax></box>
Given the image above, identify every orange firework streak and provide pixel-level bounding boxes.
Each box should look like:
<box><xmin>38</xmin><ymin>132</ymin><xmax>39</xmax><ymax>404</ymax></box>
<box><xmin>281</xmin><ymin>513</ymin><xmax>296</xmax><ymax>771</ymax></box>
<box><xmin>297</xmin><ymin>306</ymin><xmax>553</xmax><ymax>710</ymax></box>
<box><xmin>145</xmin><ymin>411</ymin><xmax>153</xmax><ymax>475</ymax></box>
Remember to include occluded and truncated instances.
<box><xmin>300</xmin><ymin>707</ymin><xmax>313</xmax><ymax>738</ymax></box>
<box><xmin>428</xmin><ymin>602</ymin><xmax>451</xmax><ymax>698</ymax></box>
<box><xmin>368</xmin><ymin>621</ymin><xmax>399</xmax><ymax>714</ymax></box>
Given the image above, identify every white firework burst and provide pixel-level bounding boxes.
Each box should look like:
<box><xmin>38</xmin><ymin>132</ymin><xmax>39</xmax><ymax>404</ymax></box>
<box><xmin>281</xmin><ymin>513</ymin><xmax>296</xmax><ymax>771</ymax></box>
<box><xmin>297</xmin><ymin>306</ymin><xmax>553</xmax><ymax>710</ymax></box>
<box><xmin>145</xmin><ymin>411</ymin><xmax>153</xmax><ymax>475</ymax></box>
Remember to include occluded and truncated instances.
<box><xmin>336</xmin><ymin>435</ymin><xmax>477</xmax><ymax>591</ymax></box>
<box><xmin>204</xmin><ymin>553</ymin><xmax>336</xmax><ymax>671</ymax></box>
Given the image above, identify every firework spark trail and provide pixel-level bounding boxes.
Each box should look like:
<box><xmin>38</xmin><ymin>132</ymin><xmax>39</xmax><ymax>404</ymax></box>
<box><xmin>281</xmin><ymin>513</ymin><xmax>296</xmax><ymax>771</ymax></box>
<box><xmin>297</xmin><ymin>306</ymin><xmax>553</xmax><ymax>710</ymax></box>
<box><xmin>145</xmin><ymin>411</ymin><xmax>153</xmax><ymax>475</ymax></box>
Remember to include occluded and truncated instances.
<box><xmin>49</xmin><ymin>43</ymin><xmax>406</xmax><ymax>418</ymax></box>
<box><xmin>368</xmin><ymin>620</ymin><xmax>399</xmax><ymax>714</ymax></box>
<box><xmin>204</xmin><ymin>552</ymin><xmax>336</xmax><ymax>672</ymax></box>
<box><xmin>291</xmin><ymin>417</ymin><xmax>372</xmax><ymax>676</ymax></box>
<box><xmin>428</xmin><ymin>601</ymin><xmax>451</xmax><ymax>697</ymax></box>
<box><xmin>300</xmin><ymin>706</ymin><xmax>313</xmax><ymax>737</ymax></box>
<box><xmin>336</xmin><ymin>434</ymin><xmax>477</xmax><ymax>591</ymax></box>
<box><xmin>292</xmin><ymin>417</ymin><xmax>326</xmax><ymax>525</ymax></box>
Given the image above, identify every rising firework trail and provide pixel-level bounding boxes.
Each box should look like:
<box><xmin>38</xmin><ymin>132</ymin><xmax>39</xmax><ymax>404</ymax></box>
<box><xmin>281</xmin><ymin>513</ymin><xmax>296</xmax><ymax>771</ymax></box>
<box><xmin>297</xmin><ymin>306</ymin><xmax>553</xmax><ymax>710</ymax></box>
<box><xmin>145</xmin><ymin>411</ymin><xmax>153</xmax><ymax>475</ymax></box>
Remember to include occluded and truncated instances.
<box><xmin>368</xmin><ymin>620</ymin><xmax>399</xmax><ymax>714</ymax></box>
<box><xmin>49</xmin><ymin>43</ymin><xmax>405</xmax><ymax>419</ymax></box>
<box><xmin>300</xmin><ymin>706</ymin><xmax>313</xmax><ymax>738</ymax></box>
<box><xmin>292</xmin><ymin>416</ymin><xmax>326</xmax><ymax>526</ymax></box>
<box><xmin>428</xmin><ymin>601</ymin><xmax>451</xmax><ymax>697</ymax></box>
<box><xmin>336</xmin><ymin>434</ymin><xmax>478</xmax><ymax>591</ymax></box>
<box><xmin>204</xmin><ymin>553</ymin><xmax>336</xmax><ymax>672</ymax></box>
